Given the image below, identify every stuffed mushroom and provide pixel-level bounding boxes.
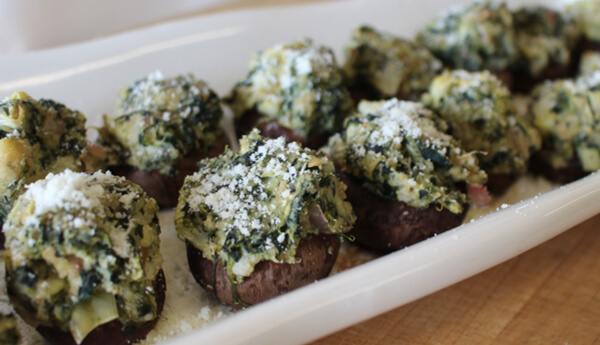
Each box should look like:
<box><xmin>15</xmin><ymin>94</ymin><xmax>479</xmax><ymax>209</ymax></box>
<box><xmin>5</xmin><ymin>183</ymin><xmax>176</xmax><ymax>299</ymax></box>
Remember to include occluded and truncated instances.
<box><xmin>529</xmin><ymin>71</ymin><xmax>600</xmax><ymax>182</ymax></box>
<box><xmin>512</xmin><ymin>6</ymin><xmax>581</xmax><ymax>92</ymax></box>
<box><xmin>421</xmin><ymin>70</ymin><xmax>541</xmax><ymax>194</ymax></box>
<box><xmin>226</xmin><ymin>39</ymin><xmax>354</xmax><ymax>149</ymax></box>
<box><xmin>98</xmin><ymin>71</ymin><xmax>226</xmax><ymax>207</ymax></box>
<box><xmin>3</xmin><ymin>170</ymin><xmax>165</xmax><ymax>345</ymax></box>
<box><xmin>325</xmin><ymin>99</ymin><xmax>488</xmax><ymax>251</ymax></box>
<box><xmin>175</xmin><ymin>130</ymin><xmax>355</xmax><ymax>306</ymax></box>
<box><xmin>416</xmin><ymin>0</ymin><xmax>518</xmax><ymax>88</ymax></box>
<box><xmin>343</xmin><ymin>25</ymin><xmax>443</xmax><ymax>102</ymax></box>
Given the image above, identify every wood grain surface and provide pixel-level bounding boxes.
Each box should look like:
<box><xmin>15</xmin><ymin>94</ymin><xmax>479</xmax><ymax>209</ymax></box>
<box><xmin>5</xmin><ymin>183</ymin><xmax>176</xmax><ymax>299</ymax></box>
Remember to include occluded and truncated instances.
<box><xmin>309</xmin><ymin>214</ymin><xmax>600</xmax><ymax>344</ymax></box>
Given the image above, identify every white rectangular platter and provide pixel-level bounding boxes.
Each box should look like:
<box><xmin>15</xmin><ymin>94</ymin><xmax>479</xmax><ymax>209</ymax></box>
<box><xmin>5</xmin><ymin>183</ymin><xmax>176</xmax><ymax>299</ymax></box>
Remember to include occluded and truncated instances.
<box><xmin>2</xmin><ymin>0</ymin><xmax>600</xmax><ymax>344</ymax></box>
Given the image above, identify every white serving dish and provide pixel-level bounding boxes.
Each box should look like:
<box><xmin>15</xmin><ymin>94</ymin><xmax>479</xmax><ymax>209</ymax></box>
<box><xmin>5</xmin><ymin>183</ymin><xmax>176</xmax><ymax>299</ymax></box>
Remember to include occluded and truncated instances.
<box><xmin>1</xmin><ymin>0</ymin><xmax>599</xmax><ymax>344</ymax></box>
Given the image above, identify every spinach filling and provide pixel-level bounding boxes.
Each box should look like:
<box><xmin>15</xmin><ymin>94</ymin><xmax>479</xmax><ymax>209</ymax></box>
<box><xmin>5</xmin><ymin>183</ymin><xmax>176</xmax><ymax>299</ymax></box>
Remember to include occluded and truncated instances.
<box><xmin>513</xmin><ymin>6</ymin><xmax>580</xmax><ymax>77</ymax></box>
<box><xmin>226</xmin><ymin>39</ymin><xmax>353</xmax><ymax>139</ymax></box>
<box><xmin>421</xmin><ymin>70</ymin><xmax>542</xmax><ymax>175</ymax></box>
<box><xmin>343</xmin><ymin>25</ymin><xmax>442</xmax><ymax>99</ymax></box>
<box><xmin>0</xmin><ymin>92</ymin><xmax>88</xmax><ymax>226</ymax></box>
<box><xmin>3</xmin><ymin>170</ymin><xmax>162</xmax><ymax>344</ymax></box>
<box><xmin>531</xmin><ymin>72</ymin><xmax>600</xmax><ymax>171</ymax></box>
<box><xmin>99</xmin><ymin>72</ymin><xmax>223</xmax><ymax>176</ymax></box>
<box><xmin>175</xmin><ymin>130</ymin><xmax>355</xmax><ymax>282</ymax></box>
<box><xmin>326</xmin><ymin>98</ymin><xmax>487</xmax><ymax>214</ymax></box>
<box><xmin>416</xmin><ymin>1</ymin><xmax>518</xmax><ymax>72</ymax></box>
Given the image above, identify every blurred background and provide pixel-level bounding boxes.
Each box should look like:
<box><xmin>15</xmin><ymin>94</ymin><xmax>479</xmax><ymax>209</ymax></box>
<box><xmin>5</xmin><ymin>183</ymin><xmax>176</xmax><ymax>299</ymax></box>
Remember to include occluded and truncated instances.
<box><xmin>0</xmin><ymin>0</ymin><xmax>338</xmax><ymax>55</ymax></box>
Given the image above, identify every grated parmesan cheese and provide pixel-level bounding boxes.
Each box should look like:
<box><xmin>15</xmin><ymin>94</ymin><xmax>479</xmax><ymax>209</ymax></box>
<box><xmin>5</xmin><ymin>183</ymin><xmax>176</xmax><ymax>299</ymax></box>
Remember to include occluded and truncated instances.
<box><xmin>99</xmin><ymin>72</ymin><xmax>224</xmax><ymax>176</ymax></box>
<box><xmin>226</xmin><ymin>39</ymin><xmax>353</xmax><ymax>139</ymax></box>
<box><xmin>326</xmin><ymin>98</ymin><xmax>487</xmax><ymax>214</ymax></box>
<box><xmin>175</xmin><ymin>130</ymin><xmax>355</xmax><ymax>278</ymax></box>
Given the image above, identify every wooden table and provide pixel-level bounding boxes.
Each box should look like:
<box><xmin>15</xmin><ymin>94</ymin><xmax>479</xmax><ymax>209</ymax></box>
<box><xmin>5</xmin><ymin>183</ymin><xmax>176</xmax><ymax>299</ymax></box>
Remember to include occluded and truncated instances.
<box><xmin>309</xmin><ymin>214</ymin><xmax>600</xmax><ymax>344</ymax></box>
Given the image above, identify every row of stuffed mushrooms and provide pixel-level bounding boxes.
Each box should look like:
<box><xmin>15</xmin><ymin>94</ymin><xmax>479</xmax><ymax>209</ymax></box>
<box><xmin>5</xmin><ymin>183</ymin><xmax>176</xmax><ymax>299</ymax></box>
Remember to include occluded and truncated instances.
<box><xmin>1</xmin><ymin>1</ymin><xmax>600</xmax><ymax>344</ymax></box>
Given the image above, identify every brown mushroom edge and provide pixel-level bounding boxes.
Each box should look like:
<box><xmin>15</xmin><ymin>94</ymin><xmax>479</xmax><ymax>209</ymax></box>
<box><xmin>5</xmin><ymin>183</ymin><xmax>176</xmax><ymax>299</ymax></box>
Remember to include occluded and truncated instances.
<box><xmin>486</xmin><ymin>172</ymin><xmax>519</xmax><ymax>196</ymax></box>
<box><xmin>340</xmin><ymin>171</ymin><xmax>468</xmax><ymax>252</ymax></box>
<box><xmin>235</xmin><ymin>110</ymin><xmax>329</xmax><ymax>150</ymax></box>
<box><xmin>529</xmin><ymin>151</ymin><xmax>589</xmax><ymax>184</ymax></box>
<box><xmin>511</xmin><ymin>62</ymin><xmax>574</xmax><ymax>94</ymax></box>
<box><xmin>581</xmin><ymin>38</ymin><xmax>600</xmax><ymax>53</ymax></box>
<box><xmin>186</xmin><ymin>234</ymin><xmax>341</xmax><ymax>307</ymax></box>
<box><xmin>491</xmin><ymin>70</ymin><xmax>514</xmax><ymax>91</ymax></box>
<box><xmin>109</xmin><ymin>135</ymin><xmax>227</xmax><ymax>208</ymax></box>
<box><xmin>36</xmin><ymin>269</ymin><xmax>166</xmax><ymax>345</ymax></box>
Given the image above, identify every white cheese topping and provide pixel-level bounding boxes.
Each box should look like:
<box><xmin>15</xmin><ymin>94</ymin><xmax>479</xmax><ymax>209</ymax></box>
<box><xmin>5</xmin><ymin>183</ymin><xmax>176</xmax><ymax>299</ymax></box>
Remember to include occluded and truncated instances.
<box><xmin>24</xmin><ymin>170</ymin><xmax>107</xmax><ymax>227</ymax></box>
<box><xmin>356</xmin><ymin>99</ymin><xmax>453</xmax><ymax>148</ymax></box>
<box><xmin>9</xmin><ymin>170</ymin><xmax>139</xmax><ymax>260</ymax></box>
<box><xmin>187</xmin><ymin>136</ymin><xmax>314</xmax><ymax>237</ymax></box>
